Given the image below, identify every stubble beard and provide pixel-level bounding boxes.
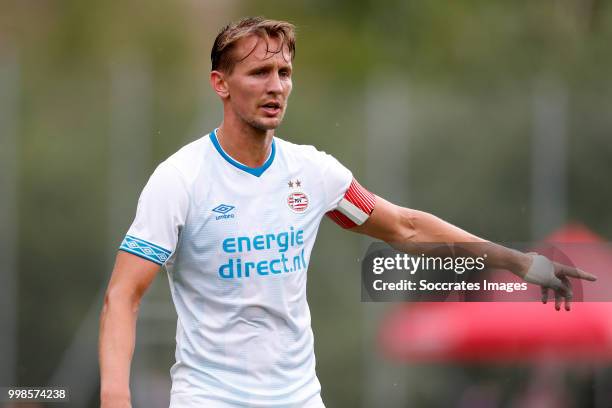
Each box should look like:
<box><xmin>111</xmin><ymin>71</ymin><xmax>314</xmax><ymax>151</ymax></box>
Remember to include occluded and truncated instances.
<box><xmin>239</xmin><ymin>106</ymin><xmax>287</xmax><ymax>132</ymax></box>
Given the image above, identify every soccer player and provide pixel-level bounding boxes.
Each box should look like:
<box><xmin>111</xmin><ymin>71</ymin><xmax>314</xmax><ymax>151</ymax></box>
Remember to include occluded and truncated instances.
<box><xmin>98</xmin><ymin>17</ymin><xmax>596</xmax><ymax>408</ymax></box>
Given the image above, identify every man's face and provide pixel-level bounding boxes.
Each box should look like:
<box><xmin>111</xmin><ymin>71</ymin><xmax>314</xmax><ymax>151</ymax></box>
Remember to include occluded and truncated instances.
<box><xmin>221</xmin><ymin>35</ymin><xmax>293</xmax><ymax>131</ymax></box>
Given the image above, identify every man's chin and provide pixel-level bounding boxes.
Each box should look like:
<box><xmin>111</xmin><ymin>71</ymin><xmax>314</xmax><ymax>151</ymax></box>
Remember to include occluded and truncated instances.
<box><xmin>250</xmin><ymin>117</ymin><xmax>283</xmax><ymax>131</ymax></box>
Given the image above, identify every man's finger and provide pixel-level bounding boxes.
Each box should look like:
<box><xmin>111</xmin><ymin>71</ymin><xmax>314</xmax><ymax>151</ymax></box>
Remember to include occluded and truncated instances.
<box><xmin>554</xmin><ymin>291</ymin><xmax>562</xmax><ymax>311</ymax></box>
<box><xmin>560</xmin><ymin>276</ymin><xmax>572</xmax><ymax>311</ymax></box>
<box><xmin>541</xmin><ymin>286</ymin><xmax>548</xmax><ymax>304</ymax></box>
<box><xmin>564</xmin><ymin>292</ymin><xmax>572</xmax><ymax>311</ymax></box>
<box><xmin>555</xmin><ymin>264</ymin><xmax>597</xmax><ymax>281</ymax></box>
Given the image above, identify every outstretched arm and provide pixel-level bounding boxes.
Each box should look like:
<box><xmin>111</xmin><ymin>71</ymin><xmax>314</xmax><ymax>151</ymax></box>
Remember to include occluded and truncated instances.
<box><xmin>347</xmin><ymin>195</ymin><xmax>596</xmax><ymax>310</ymax></box>
<box><xmin>99</xmin><ymin>252</ymin><xmax>160</xmax><ymax>408</ymax></box>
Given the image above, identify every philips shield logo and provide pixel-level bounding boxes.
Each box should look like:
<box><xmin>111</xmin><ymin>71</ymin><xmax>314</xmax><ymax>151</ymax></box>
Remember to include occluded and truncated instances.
<box><xmin>212</xmin><ymin>204</ymin><xmax>235</xmax><ymax>220</ymax></box>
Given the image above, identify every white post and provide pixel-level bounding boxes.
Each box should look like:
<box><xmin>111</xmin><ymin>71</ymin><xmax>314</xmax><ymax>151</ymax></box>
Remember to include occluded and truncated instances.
<box><xmin>531</xmin><ymin>78</ymin><xmax>568</xmax><ymax>239</ymax></box>
<box><xmin>107</xmin><ymin>54</ymin><xmax>153</xmax><ymax>241</ymax></box>
<box><xmin>47</xmin><ymin>54</ymin><xmax>154</xmax><ymax>407</ymax></box>
<box><xmin>363</xmin><ymin>74</ymin><xmax>411</xmax><ymax>408</ymax></box>
<box><xmin>0</xmin><ymin>45</ymin><xmax>19</xmax><ymax>388</ymax></box>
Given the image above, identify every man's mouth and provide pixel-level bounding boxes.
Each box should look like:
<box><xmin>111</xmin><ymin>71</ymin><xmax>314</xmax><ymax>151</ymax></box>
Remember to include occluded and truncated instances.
<box><xmin>260</xmin><ymin>102</ymin><xmax>282</xmax><ymax>115</ymax></box>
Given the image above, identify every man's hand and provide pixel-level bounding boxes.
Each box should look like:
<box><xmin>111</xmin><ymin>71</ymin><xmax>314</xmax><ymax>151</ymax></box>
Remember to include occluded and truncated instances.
<box><xmin>524</xmin><ymin>253</ymin><xmax>597</xmax><ymax>311</ymax></box>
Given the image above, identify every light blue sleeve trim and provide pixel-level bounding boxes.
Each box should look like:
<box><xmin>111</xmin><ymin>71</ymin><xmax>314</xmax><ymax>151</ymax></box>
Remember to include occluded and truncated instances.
<box><xmin>209</xmin><ymin>129</ymin><xmax>276</xmax><ymax>177</ymax></box>
<box><xmin>118</xmin><ymin>235</ymin><xmax>172</xmax><ymax>265</ymax></box>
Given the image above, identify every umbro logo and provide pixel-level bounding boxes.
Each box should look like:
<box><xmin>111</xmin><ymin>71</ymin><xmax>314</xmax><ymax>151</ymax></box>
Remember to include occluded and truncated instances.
<box><xmin>213</xmin><ymin>204</ymin><xmax>234</xmax><ymax>214</ymax></box>
<box><xmin>213</xmin><ymin>204</ymin><xmax>235</xmax><ymax>220</ymax></box>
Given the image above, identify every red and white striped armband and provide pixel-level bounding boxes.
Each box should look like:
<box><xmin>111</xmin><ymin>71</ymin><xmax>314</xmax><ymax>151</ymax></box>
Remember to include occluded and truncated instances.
<box><xmin>326</xmin><ymin>178</ymin><xmax>376</xmax><ymax>229</ymax></box>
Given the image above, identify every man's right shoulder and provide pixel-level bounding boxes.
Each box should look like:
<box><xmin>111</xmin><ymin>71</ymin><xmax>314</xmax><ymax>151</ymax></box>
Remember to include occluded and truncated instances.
<box><xmin>159</xmin><ymin>133</ymin><xmax>212</xmax><ymax>183</ymax></box>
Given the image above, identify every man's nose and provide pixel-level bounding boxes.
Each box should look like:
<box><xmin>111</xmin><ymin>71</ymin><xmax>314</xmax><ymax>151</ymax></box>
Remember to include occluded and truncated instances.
<box><xmin>266</xmin><ymin>72</ymin><xmax>283</xmax><ymax>94</ymax></box>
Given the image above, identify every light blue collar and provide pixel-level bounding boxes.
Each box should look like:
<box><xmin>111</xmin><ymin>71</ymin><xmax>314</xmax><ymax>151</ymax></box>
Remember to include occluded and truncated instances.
<box><xmin>209</xmin><ymin>129</ymin><xmax>276</xmax><ymax>177</ymax></box>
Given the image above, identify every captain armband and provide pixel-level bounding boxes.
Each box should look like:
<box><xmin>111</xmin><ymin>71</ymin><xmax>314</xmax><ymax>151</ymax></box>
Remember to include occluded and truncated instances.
<box><xmin>326</xmin><ymin>179</ymin><xmax>376</xmax><ymax>229</ymax></box>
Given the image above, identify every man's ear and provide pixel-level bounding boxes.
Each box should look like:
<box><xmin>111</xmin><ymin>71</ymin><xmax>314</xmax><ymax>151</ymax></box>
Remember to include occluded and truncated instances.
<box><xmin>210</xmin><ymin>70</ymin><xmax>229</xmax><ymax>99</ymax></box>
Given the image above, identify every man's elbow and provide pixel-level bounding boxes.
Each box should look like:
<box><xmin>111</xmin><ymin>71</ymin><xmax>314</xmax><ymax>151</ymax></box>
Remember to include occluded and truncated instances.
<box><xmin>102</xmin><ymin>286</ymin><xmax>143</xmax><ymax>315</ymax></box>
<box><xmin>387</xmin><ymin>207</ymin><xmax>419</xmax><ymax>243</ymax></box>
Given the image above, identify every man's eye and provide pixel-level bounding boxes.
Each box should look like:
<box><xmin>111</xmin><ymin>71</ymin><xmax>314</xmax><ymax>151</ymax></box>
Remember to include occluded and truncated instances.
<box><xmin>252</xmin><ymin>70</ymin><xmax>266</xmax><ymax>76</ymax></box>
<box><xmin>279</xmin><ymin>70</ymin><xmax>291</xmax><ymax>78</ymax></box>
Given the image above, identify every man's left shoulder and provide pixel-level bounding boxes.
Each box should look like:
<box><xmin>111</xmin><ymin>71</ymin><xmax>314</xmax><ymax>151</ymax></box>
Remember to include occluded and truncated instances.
<box><xmin>275</xmin><ymin>137</ymin><xmax>332</xmax><ymax>164</ymax></box>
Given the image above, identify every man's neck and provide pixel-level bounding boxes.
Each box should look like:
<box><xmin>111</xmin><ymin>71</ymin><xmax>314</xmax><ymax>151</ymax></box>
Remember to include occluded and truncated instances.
<box><xmin>216</xmin><ymin>120</ymin><xmax>274</xmax><ymax>168</ymax></box>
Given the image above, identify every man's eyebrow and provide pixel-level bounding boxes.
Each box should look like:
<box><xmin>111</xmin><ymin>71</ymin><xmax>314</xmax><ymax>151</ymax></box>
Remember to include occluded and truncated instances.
<box><xmin>246</xmin><ymin>61</ymin><xmax>292</xmax><ymax>72</ymax></box>
<box><xmin>246</xmin><ymin>63</ymin><xmax>273</xmax><ymax>72</ymax></box>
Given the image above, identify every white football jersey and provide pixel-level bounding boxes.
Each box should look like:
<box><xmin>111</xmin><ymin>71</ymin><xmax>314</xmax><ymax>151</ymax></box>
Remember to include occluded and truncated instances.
<box><xmin>119</xmin><ymin>129</ymin><xmax>373</xmax><ymax>407</ymax></box>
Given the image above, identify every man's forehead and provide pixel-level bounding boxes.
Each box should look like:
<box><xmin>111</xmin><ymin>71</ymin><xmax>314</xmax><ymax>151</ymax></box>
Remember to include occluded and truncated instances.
<box><xmin>234</xmin><ymin>35</ymin><xmax>292</xmax><ymax>66</ymax></box>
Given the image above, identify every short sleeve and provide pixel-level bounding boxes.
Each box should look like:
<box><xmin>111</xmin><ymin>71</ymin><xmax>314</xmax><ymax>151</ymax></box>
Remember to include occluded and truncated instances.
<box><xmin>320</xmin><ymin>153</ymin><xmax>353</xmax><ymax>213</ymax></box>
<box><xmin>319</xmin><ymin>153</ymin><xmax>376</xmax><ymax>229</ymax></box>
<box><xmin>326</xmin><ymin>178</ymin><xmax>376</xmax><ymax>228</ymax></box>
<box><xmin>118</xmin><ymin>161</ymin><xmax>189</xmax><ymax>265</ymax></box>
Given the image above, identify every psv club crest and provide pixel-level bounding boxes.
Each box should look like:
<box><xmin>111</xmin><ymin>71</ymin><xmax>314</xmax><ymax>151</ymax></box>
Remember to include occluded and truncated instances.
<box><xmin>287</xmin><ymin>179</ymin><xmax>309</xmax><ymax>213</ymax></box>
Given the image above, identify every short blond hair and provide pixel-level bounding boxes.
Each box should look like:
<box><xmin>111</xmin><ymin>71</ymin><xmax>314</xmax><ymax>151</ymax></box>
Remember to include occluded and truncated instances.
<box><xmin>211</xmin><ymin>17</ymin><xmax>296</xmax><ymax>73</ymax></box>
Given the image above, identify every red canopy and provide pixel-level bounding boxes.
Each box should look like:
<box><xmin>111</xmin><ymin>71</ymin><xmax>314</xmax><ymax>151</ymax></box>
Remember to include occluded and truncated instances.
<box><xmin>378</xmin><ymin>223</ymin><xmax>612</xmax><ymax>362</ymax></box>
<box><xmin>379</xmin><ymin>302</ymin><xmax>612</xmax><ymax>362</ymax></box>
